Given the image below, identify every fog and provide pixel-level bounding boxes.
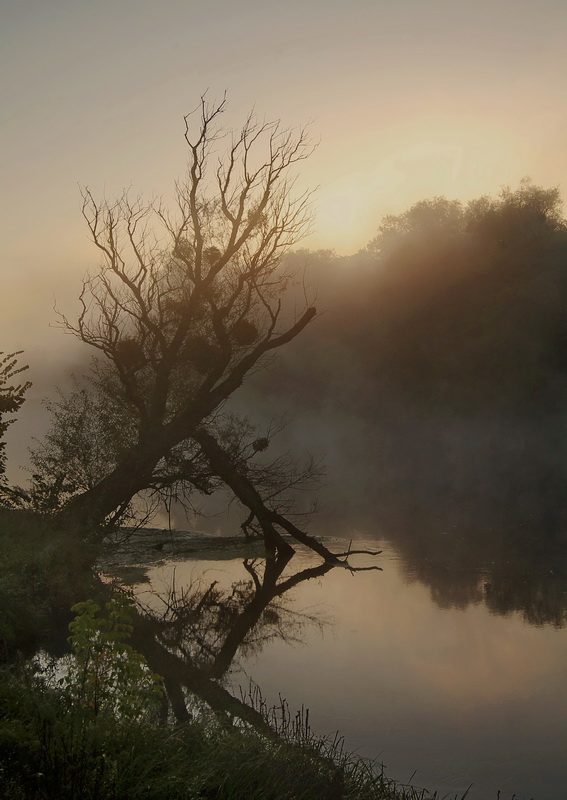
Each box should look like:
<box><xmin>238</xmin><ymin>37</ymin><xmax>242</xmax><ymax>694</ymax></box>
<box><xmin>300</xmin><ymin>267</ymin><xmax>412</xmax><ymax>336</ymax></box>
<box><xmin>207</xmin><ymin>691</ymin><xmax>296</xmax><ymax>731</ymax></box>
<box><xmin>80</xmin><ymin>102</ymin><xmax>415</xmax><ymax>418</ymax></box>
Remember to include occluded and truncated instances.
<box><xmin>4</xmin><ymin>184</ymin><xmax>567</xmax><ymax>636</ymax></box>
<box><xmin>4</xmin><ymin>6</ymin><xmax>567</xmax><ymax>798</ymax></box>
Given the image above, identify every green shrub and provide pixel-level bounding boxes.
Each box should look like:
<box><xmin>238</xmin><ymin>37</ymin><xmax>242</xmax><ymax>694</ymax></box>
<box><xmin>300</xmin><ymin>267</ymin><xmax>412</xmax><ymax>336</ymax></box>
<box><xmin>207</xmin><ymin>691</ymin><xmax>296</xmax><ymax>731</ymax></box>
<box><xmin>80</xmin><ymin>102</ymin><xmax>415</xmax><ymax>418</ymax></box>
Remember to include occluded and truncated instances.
<box><xmin>0</xmin><ymin>598</ymin><xmax>441</xmax><ymax>799</ymax></box>
<box><xmin>63</xmin><ymin>595</ymin><xmax>163</xmax><ymax>723</ymax></box>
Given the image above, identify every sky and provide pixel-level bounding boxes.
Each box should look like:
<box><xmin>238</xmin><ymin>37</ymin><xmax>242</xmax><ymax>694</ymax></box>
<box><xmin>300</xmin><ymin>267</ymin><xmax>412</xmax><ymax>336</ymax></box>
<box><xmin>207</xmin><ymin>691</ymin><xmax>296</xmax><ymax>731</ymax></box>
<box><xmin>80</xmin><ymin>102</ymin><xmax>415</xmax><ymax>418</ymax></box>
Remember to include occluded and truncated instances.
<box><xmin>2</xmin><ymin>0</ymin><xmax>567</xmax><ymax>466</ymax></box>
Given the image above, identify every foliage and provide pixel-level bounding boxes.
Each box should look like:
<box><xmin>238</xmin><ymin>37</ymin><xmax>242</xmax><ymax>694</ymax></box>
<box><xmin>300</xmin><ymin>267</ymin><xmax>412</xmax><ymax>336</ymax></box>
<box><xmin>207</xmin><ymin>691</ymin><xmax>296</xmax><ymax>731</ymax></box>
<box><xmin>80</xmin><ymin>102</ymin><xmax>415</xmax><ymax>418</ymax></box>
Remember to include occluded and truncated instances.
<box><xmin>0</xmin><ymin>511</ymin><xmax>101</xmax><ymax>663</ymax></box>
<box><xmin>0</xmin><ymin>662</ymin><xmax>440</xmax><ymax>800</ymax></box>
<box><xmin>367</xmin><ymin>197</ymin><xmax>465</xmax><ymax>257</ymax></box>
<box><xmin>0</xmin><ymin>595</ymin><xmax>164</xmax><ymax>798</ymax></box>
<box><xmin>0</xmin><ymin>351</ymin><xmax>31</xmax><ymax>483</ymax></box>
<box><xmin>465</xmin><ymin>178</ymin><xmax>565</xmax><ymax>246</ymax></box>
<box><xmin>367</xmin><ymin>180</ymin><xmax>565</xmax><ymax>258</ymax></box>
<box><xmin>297</xmin><ymin>180</ymin><xmax>567</xmax><ymax>418</ymax></box>
<box><xmin>63</xmin><ymin>595</ymin><xmax>163</xmax><ymax>723</ymax></box>
<box><xmin>12</xmin><ymin>376</ymin><xmax>137</xmax><ymax>513</ymax></box>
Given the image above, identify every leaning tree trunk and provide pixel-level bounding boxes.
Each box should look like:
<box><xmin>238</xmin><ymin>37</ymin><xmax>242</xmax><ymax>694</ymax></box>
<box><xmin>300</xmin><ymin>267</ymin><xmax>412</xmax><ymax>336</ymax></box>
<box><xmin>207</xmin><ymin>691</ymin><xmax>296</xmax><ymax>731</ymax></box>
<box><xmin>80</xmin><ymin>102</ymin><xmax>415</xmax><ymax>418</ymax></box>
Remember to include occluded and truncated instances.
<box><xmin>57</xmin><ymin>439</ymin><xmax>168</xmax><ymax>535</ymax></box>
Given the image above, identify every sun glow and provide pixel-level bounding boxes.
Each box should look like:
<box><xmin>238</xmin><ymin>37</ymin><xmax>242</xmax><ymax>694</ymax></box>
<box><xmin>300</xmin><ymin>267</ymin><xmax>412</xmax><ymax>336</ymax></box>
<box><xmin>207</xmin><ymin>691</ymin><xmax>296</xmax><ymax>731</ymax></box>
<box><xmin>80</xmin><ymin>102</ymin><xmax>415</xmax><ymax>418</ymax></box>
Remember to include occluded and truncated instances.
<box><xmin>308</xmin><ymin>115</ymin><xmax>528</xmax><ymax>255</ymax></box>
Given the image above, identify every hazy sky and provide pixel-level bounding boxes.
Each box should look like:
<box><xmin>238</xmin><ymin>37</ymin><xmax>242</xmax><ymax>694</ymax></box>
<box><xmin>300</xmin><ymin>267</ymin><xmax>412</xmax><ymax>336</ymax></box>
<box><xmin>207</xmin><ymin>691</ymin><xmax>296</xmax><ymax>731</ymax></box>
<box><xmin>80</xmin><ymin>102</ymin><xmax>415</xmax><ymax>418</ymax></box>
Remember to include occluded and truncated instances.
<box><xmin>2</xmin><ymin>0</ymin><xmax>567</xmax><ymax>461</ymax></box>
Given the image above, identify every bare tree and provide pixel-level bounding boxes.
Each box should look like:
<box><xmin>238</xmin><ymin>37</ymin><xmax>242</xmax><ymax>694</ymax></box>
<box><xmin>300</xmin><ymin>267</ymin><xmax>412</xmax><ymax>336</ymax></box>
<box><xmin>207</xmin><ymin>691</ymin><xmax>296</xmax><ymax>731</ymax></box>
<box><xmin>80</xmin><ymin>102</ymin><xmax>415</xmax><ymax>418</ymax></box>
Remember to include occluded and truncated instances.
<box><xmin>49</xmin><ymin>96</ymin><xmax>380</xmax><ymax>565</ymax></box>
<box><xmin>34</xmin><ymin>101</ymin><xmax>285</xmax><ymax>549</ymax></box>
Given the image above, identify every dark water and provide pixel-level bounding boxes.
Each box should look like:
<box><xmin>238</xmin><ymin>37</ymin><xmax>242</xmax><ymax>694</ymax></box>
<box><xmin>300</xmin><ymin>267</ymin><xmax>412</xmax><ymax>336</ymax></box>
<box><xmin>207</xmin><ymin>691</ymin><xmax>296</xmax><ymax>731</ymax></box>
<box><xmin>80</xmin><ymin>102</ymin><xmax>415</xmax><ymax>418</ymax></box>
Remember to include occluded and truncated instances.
<box><xmin>110</xmin><ymin>528</ymin><xmax>567</xmax><ymax>800</ymax></box>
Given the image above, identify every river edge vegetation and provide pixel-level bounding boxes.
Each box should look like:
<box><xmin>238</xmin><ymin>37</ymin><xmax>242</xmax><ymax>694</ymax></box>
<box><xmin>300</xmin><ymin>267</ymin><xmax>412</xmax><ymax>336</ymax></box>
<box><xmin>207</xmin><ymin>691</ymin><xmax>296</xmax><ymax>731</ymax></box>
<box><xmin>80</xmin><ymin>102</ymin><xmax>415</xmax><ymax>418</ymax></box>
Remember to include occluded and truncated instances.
<box><xmin>0</xmin><ymin>98</ymin><xmax>413</xmax><ymax>799</ymax></box>
<box><xmin>2</xmin><ymin>95</ymin><xmax>566</xmax><ymax>797</ymax></box>
<box><xmin>0</xmin><ymin>516</ymin><xmax>450</xmax><ymax>800</ymax></box>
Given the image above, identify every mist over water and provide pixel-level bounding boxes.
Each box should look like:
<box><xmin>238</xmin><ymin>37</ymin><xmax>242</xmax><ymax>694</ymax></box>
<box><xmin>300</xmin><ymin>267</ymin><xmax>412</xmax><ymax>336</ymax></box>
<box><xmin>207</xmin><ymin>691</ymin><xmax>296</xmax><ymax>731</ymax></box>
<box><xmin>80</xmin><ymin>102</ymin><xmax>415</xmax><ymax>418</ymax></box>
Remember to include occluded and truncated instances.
<box><xmin>229</xmin><ymin>195</ymin><xmax>567</xmax><ymax>629</ymax></box>
<box><xmin>5</xmin><ymin>187</ymin><xmax>567</xmax><ymax>799</ymax></box>
<box><xmin>25</xmin><ymin>190</ymin><xmax>567</xmax><ymax>630</ymax></box>
<box><xmin>110</xmin><ymin>534</ymin><xmax>567</xmax><ymax>800</ymax></box>
<box><xmin>5</xmin><ymin>3</ymin><xmax>567</xmax><ymax>795</ymax></box>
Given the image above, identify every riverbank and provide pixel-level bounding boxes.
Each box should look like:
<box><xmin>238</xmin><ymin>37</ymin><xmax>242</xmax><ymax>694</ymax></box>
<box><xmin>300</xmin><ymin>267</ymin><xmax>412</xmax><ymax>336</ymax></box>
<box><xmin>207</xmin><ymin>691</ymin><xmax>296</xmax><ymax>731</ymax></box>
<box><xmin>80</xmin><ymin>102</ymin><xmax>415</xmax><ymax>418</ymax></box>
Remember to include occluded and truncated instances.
<box><xmin>0</xmin><ymin>663</ymin><xmax>440</xmax><ymax>800</ymax></box>
<box><xmin>0</xmin><ymin>519</ymin><xmax>444</xmax><ymax>800</ymax></box>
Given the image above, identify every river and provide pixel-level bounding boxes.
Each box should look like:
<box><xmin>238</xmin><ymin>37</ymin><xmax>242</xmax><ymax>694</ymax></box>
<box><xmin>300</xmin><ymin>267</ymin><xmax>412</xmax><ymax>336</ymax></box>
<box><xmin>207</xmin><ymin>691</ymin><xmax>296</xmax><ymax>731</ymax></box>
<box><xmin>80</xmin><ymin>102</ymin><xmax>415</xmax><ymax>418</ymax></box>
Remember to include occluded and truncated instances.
<box><xmin>103</xmin><ymin>527</ymin><xmax>567</xmax><ymax>800</ymax></box>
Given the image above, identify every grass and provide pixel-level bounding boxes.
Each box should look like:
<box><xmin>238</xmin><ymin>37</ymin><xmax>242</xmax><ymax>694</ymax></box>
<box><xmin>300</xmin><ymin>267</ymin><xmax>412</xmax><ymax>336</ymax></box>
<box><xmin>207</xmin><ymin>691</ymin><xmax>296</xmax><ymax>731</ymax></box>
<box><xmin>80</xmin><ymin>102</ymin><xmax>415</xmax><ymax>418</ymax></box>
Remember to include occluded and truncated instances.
<box><xmin>0</xmin><ymin>513</ymin><xmax>469</xmax><ymax>800</ymax></box>
<box><xmin>0</xmin><ymin>663</ymin><xmax>447</xmax><ymax>800</ymax></box>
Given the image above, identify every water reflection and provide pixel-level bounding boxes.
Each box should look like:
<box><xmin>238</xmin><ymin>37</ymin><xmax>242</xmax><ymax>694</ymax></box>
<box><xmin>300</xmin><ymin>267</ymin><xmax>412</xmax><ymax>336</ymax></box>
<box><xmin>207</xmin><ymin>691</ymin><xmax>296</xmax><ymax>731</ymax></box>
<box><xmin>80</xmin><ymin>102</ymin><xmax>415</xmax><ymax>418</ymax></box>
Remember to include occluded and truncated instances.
<box><xmin>380</xmin><ymin>516</ymin><xmax>567</xmax><ymax>629</ymax></box>
<box><xmin>225</xmin><ymin>548</ymin><xmax>567</xmax><ymax>800</ymax></box>
<box><xmin>118</xmin><ymin>546</ymin><xmax>337</xmax><ymax>727</ymax></box>
<box><xmin>99</xmin><ymin>529</ymin><xmax>567</xmax><ymax>799</ymax></box>
<box><xmin>190</xmin><ymin>403</ymin><xmax>567</xmax><ymax>631</ymax></box>
<box><xmin>123</xmin><ymin>539</ymin><xmax>567</xmax><ymax>800</ymax></box>
<box><xmin>400</xmin><ymin>554</ymin><xmax>567</xmax><ymax>628</ymax></box>
<box><xmin>296</xmin><ymin>415</ymin><xmax>567</xmax><ymax>630</ymax></box>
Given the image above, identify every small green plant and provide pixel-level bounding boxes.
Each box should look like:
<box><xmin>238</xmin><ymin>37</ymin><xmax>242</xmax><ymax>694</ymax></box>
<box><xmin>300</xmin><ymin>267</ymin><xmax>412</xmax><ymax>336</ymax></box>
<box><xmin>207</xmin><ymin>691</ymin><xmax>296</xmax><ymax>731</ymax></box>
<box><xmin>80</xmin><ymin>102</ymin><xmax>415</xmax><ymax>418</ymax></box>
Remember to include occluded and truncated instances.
<box><xmin>0</xmin><ymin>595</ymin><xmax>167</xmax><ymax>799</ymax></box>
<box><xmin>1</xmin><ymin>597</ymin><xmax>454</xmax><ymax>799</ymax></box>
<box><xmin>64</xmin><ymin>594</ymin><xmax>163</xmax><ymax>723</ymax></box>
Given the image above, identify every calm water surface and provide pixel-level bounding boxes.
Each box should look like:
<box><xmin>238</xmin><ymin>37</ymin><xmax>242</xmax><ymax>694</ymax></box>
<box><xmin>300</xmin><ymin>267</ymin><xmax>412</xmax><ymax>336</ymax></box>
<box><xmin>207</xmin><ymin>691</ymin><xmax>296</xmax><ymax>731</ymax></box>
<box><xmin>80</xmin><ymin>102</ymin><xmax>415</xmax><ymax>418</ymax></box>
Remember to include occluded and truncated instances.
<box><xmin>129</xmin><ymin>537</ymin><xmax>567</xmax><ymax>800</ymax></box>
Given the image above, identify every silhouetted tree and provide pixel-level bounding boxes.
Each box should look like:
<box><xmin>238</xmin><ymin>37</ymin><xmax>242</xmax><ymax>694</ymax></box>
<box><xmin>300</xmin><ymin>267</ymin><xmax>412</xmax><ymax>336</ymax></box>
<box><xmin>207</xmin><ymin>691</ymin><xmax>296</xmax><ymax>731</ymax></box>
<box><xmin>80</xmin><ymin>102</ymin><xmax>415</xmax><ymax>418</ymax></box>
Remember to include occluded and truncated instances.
<box><xmin>41</xmin><ymin>98</ymin><xmax>319</xmax><ymax>550</ymax></box>
<box><xmin>17</xmin><ymin>97</ymin><xmax>379</xmax><ymax>567</ymax></box>
<box><xmin>243</xmin><ymin>182</ymin><xmax>567</xmax><ymax>555</ymax></box>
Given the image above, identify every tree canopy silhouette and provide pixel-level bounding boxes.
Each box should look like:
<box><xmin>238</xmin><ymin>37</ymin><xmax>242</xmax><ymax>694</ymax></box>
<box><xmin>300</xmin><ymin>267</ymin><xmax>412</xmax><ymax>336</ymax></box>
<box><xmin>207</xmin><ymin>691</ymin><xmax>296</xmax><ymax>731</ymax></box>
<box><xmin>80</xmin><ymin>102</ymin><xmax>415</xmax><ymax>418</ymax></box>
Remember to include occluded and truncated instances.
<box><xmin>1</xmin><ymin>97</ymin><xmax>382</xmax><ymax>568</ymax></box>
<box><xmin>45</xmin><ymin>98</ymin><xmax>316</xmax><ymax>551</ymax></box>
<box><xmin>316</xmin><ymin>180</ymin><xmax>567</xmax><ymax>417</ymax></box>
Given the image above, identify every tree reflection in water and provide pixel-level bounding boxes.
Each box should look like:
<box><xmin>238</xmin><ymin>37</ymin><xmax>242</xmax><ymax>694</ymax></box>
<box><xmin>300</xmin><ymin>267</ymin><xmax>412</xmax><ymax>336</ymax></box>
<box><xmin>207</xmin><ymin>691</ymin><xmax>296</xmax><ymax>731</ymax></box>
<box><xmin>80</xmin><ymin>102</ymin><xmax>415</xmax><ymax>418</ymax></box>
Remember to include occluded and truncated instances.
<box><xmin>386</xmin><ymin>513</ymin><xmax>567</xmax><ymax>628</ymax></box>
<box><xmin>128</xmin><ymin>549</ymin><xmax>381</xmax><ymax>727</ymax></box>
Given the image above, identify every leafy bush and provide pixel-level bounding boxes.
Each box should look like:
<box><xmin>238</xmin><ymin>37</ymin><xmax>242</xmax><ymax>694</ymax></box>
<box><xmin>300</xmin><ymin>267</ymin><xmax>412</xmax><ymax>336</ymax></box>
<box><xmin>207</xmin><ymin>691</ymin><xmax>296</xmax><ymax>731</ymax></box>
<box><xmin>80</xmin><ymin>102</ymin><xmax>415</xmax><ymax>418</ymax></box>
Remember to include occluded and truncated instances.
<box><xmin>63</xmin><ymin>595</ymin><xmax>163</xmax><ymax>723</ymax></box>
<box><xmin>0</xmin><ymin>596</ymin><xmax>440</xmax><ymax>799</ymax></box>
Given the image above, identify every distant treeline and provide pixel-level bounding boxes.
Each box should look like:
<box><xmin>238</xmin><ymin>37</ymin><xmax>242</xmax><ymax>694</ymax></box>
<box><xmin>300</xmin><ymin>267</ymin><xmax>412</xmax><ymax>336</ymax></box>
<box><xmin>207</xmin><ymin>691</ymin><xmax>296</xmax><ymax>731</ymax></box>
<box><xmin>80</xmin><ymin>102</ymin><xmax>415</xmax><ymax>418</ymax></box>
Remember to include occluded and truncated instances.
<box><xmin>276</xmin><ymin>179</ymin><xmax>567</xmax><ymax>418</ymax></box>
<box><xmin>237</xmin><ymin>182</ymin><xmax>567</xmax><ymax>624</ymax></box>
